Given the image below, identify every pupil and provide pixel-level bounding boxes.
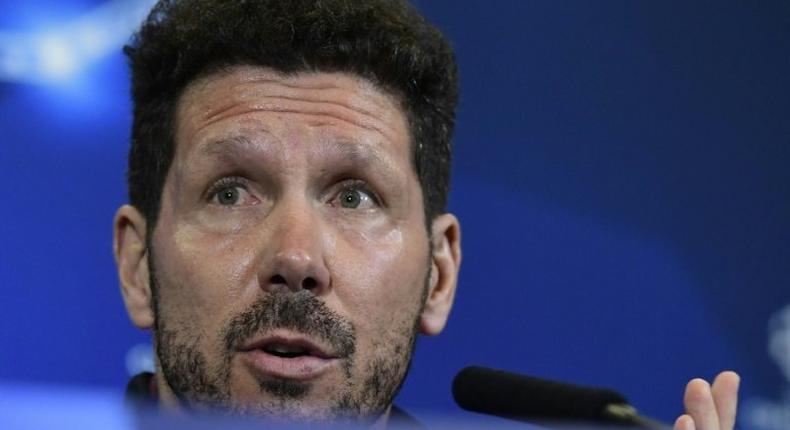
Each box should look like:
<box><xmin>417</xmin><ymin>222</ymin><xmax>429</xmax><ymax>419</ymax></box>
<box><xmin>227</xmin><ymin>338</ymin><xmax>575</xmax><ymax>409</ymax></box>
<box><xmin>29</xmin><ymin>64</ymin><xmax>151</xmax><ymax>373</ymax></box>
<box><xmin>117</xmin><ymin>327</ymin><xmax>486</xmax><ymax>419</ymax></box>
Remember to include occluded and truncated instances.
<box><xmin>342</xmin><ymin>190</ymin><xmax>360</xmax><ymax>208</ymax></box>
<box><xmin>219</xmin><ymin>188</ymin><xmax>238</xmax><ymax>205</ymax></box>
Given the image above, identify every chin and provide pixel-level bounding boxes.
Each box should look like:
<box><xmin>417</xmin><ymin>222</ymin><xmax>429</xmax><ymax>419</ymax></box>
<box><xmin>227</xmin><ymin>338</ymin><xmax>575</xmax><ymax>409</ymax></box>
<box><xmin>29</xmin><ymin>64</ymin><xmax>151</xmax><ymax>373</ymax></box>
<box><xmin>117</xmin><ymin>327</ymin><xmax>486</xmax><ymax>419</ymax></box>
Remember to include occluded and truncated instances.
<box><xmin>224</xmin><ymin>401</ymin><xmax>375</xmax><ymax>424</ymax></box>
<box><xmin>218</xmin><ymin>379</ymin><xmax>367</xmax><ymax>423</ymax></box>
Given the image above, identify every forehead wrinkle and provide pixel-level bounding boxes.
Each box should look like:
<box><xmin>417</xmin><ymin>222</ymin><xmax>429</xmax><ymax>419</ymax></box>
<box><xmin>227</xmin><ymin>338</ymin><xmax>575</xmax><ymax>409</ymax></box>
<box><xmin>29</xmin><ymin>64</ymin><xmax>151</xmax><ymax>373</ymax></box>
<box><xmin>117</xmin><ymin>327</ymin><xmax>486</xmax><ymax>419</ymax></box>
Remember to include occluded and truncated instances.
<box><xmin>192</xmin><ymin>107</ymin><xmax>401</xmax><ymax>154</ymax></box>
<box><xmin>248</xmin><ymin>93</ymin><xmax>385</xmax><ymax>128</ymax></box>
<box><xmin>244</xmin><ymin>76</ymin><xmax>343</xmax><ymax>92</ymax></box>
<box><xmin>240</xmin><ymin>72</ymin><xmax>396</xmax><ymax>114</ymax></box>
<box><xmin>198</xmin><ymin>99</ymin><xmax>400</xmax><ymax>146</ymax></box>
<box><xmin>179</xmin><ymin>68</ymin><xmax>408</xmax><ymax>153</ymax></box>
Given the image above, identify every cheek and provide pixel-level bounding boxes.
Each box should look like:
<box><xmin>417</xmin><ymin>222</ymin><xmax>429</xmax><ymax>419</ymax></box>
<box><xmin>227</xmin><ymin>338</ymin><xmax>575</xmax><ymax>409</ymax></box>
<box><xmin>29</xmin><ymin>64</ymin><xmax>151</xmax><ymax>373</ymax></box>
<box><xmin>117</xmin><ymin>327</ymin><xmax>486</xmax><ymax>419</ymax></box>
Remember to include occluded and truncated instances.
<box><xmin>152</xmin><ymin>221</ymin><xmax>259</xmax><ymax>327</ymax></box>
<box><xmin>329</xmin><ymin>223</ymin><xmax>429</xmax><ymax>335</ymax></box>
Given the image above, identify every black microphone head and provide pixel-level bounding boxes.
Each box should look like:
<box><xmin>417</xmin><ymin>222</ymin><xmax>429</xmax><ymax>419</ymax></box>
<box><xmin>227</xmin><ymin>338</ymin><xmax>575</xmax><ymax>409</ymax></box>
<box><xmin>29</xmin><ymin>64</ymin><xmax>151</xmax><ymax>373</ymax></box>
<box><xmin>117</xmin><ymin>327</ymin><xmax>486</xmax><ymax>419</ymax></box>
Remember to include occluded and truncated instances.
<box><xmin>452</xmin><ymin>366</ymin><xmax>630</xmax><ymax>423</ymax></box>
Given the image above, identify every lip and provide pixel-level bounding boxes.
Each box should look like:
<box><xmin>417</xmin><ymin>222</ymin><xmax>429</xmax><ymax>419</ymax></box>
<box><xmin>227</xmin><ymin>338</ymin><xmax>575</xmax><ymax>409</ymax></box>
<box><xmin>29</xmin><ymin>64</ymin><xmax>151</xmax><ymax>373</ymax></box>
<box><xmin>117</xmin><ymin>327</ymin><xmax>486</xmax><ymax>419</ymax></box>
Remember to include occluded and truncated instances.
<box><xmin>238</xmin><ymin>332</ymin><xmax>342</xmax><ymax>381</ymax></box>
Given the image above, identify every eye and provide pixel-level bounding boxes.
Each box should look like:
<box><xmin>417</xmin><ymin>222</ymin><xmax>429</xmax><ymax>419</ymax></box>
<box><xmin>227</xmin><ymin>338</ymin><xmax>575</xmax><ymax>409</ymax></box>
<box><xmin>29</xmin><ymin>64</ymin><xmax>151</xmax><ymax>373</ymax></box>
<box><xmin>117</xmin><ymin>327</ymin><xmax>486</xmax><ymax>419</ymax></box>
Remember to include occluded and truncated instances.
<box><xmin>214</xmin><ymin>186</ymin><xmax>243</xmax><ymax>205</ymax></box>
<box><xmin>339</xmin><ymin>189</ymin><xmax>363</xmax><ymax>208</ymax></box>
<box><xmin>207</xmin><ymin>177</ymin><xmax>257</xmax><ymax>207</ymax></box>
<box><xmin>334</xmin><ymin>183</ymin><xmax>379</xmax><ymax>210</ymax></box>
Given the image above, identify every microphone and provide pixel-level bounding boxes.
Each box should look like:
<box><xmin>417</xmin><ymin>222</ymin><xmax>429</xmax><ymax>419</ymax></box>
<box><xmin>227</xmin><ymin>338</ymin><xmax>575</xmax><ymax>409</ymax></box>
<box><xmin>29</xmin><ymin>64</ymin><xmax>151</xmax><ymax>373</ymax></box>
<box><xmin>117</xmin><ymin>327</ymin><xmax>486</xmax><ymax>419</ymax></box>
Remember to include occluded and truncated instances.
<box><xmin>452</xmin><ymin>366</ymin><xmax>668</xmax><ymax>429</ymax></box>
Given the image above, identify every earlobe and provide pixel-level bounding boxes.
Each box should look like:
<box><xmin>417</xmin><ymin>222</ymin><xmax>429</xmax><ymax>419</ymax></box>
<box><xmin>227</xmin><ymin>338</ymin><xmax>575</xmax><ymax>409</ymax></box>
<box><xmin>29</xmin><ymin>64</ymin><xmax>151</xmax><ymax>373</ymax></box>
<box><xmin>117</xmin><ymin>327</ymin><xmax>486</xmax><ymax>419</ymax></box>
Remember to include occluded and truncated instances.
<box><xmin>113</xmin><ymin>204</ymin><xmax>155</xmax><ymax>329</ymax></box>
<box><xmin>420</xmin><ymin>213</ymin><xmax>462</xmax><ymax>336</ymax></box>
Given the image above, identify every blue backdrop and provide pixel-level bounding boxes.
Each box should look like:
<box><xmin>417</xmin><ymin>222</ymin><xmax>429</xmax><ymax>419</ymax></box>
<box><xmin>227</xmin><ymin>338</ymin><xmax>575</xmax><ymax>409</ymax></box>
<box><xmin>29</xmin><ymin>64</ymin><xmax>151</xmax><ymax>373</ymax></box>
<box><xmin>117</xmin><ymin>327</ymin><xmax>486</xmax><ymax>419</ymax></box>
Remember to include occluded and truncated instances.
<box><xmin>1</xmin><ymin>1</ymin><xmax>788</xmax><ymax>428</ymax></box>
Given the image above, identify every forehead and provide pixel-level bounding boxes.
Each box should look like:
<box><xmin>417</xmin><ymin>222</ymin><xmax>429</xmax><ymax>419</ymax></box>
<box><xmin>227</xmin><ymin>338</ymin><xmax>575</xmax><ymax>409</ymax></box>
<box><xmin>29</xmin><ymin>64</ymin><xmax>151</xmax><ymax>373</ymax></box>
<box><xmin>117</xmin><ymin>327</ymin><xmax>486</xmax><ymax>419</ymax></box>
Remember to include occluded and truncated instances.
<box><xmin>174</xmin><ymin>66</ymin><xmax>411</xmax><ymax>162</ymax></box>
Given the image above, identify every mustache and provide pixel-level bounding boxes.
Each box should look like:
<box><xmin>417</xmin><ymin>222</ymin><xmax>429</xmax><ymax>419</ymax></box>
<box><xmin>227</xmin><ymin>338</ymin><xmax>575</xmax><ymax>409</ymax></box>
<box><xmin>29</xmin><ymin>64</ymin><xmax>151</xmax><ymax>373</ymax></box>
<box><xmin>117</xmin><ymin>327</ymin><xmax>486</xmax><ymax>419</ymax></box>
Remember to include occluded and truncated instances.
<box><xmin>221</xmin><ymin>290</ymin><xmax>356</xmax><ymax>358</ymax></box>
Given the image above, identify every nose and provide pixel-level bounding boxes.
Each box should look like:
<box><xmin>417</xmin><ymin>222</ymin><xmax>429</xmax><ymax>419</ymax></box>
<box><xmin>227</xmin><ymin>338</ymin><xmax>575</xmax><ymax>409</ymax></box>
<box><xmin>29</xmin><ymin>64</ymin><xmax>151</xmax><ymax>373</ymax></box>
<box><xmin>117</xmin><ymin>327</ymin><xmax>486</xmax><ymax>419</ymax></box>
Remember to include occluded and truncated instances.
<box><xmin>259</xmin><ymin>201</ymin><xmax>331</xmax><ymax>295</ymax></box>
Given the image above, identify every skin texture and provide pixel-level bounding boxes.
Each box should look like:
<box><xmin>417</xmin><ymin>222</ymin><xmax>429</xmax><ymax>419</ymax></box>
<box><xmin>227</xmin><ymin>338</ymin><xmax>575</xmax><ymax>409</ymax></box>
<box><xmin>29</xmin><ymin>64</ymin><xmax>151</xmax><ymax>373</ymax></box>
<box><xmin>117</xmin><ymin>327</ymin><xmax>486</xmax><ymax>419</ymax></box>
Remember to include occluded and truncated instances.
<box><xmin>114</xmin><ymin>66</ymin><xmax>461</xmax><ymax>423</ymax></box>
<box><xmin>113</xmin><ymin>65</ymin><xmax>738</xmax><ymax>428</ymax></box>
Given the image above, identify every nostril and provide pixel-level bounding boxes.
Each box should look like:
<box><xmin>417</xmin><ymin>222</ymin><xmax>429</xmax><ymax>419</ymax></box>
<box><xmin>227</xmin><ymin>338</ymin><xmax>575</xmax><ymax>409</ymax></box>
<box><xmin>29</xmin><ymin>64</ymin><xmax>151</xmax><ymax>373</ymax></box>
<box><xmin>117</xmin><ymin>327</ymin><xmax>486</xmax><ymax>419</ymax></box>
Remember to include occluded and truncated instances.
<box><xmin>302</xmin><ymin>277</ymin><xmax>317</xmax><ymax>290</ymax></box>
<box><xmin>270</xmin><ymin>274</ymin><xmax>287</xmax><ymax>285</ymax></box>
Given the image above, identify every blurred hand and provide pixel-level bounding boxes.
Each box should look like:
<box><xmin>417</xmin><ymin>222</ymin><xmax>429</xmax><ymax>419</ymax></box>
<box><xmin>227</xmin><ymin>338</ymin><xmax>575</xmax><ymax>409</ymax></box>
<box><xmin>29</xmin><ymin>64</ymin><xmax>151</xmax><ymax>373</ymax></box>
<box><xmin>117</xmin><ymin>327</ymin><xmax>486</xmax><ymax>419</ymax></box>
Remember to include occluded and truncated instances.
<box><xmin>673</xmin><ymin>371</ymin><xmax>740</xmax><ymax>430</ymax></box>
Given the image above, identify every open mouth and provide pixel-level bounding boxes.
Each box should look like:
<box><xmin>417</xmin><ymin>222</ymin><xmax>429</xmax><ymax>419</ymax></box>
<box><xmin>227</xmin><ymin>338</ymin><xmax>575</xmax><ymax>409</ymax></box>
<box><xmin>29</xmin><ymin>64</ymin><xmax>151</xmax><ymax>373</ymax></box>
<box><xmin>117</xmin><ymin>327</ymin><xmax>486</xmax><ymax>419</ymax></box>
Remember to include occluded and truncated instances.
<box><xmin>239</xmin><ymin>334</ymin><xmax>340</xmax><ymax>380</ymax></box>
<box><xmin>261</xmin><ymin>342</ymin><xmax>316</xmax><ymax>359</ymax></box>
<box><xmin>247</xmin><ymin>336</ymin><xmax>336</xmax><ymax>359</ymax></box>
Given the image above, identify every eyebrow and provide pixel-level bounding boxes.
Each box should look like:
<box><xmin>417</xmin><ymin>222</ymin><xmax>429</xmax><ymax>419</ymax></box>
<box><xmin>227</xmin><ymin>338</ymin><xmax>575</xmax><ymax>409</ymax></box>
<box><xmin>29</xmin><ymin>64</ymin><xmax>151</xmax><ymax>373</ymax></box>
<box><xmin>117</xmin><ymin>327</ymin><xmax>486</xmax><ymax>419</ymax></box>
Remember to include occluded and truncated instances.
<box><xmin>325</xmin><ymin>139</ymin><xmax>389</xmax><ymax>168</ymax></box>
<box><xmin>197</xmin><ymin>134</ymin><xmax>391</xmax><ymax>168</ymax></box>
<box><xmin>198</xmin><ymin>135</ymin><xmax>258</xmax><ymax>159</ymax></box>
<box><xmin>190</xmin><ymin>134</ymin><xmax>405</xmax><ymax>191</ymax></box>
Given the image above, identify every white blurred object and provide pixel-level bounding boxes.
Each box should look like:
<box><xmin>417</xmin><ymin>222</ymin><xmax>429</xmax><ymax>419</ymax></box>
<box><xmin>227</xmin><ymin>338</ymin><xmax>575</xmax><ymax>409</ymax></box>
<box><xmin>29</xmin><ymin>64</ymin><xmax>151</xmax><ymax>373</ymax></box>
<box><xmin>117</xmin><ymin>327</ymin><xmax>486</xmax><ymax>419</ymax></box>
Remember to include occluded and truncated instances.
<box><xmin>0</xmin><ymin>0</ymin><xmax>157</xmax><ymax>84</ymax></box>
<box><xmin>769</xmin><ymin>304</ymin><xmax>790</xmax><ymax>383</ymax></box>
<box><xmin>742</xmin><ymin>303</ymin><xmax>790</xmax><ymax>430</ymax></box>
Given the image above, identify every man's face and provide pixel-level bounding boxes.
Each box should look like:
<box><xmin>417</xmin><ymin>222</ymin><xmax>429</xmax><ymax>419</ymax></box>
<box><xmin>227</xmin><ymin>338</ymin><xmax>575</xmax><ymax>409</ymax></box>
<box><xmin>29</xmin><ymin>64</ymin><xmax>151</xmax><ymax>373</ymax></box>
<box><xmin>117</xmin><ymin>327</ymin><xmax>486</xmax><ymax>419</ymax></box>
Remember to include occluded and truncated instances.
<box><xmin>131</xmin><ymin>66</ymin><xmax>443</xmax><ymax>420</ymax></box>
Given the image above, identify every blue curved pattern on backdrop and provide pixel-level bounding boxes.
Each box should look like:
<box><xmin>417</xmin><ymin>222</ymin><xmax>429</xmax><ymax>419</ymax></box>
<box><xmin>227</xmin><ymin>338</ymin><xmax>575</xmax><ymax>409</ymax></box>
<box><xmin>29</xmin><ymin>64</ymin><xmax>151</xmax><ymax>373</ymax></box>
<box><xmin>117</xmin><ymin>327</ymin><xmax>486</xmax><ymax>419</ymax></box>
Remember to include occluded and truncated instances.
<box><xmin>0</xmin><ymin>1</ymin><xmax>788</xmax><ymax>428</ymax></box>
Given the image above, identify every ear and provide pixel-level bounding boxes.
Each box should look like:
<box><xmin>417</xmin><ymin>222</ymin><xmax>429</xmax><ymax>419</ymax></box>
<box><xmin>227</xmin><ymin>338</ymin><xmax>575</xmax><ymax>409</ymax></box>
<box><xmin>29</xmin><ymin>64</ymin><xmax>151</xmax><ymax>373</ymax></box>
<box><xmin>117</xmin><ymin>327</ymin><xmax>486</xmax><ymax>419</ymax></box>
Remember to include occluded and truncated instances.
<box><xmin>420</xmin><ymin>213</ymin><xmax>461</xmax><ymax>336</ymax></box>
<box><xmin>113</xmin><ymin>204</ymin><xmax>154</xmax><ymax>329</ymax></box>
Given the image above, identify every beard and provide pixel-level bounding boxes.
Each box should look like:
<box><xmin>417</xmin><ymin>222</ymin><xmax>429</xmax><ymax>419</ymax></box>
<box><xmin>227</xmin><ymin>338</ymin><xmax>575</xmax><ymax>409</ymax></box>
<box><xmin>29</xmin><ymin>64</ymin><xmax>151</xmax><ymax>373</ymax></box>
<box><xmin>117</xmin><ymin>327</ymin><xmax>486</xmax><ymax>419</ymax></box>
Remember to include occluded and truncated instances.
<box><xmin>148</xmin><ymin>252</ymin><xmax>429</xmax><ymax>422</ymax></box>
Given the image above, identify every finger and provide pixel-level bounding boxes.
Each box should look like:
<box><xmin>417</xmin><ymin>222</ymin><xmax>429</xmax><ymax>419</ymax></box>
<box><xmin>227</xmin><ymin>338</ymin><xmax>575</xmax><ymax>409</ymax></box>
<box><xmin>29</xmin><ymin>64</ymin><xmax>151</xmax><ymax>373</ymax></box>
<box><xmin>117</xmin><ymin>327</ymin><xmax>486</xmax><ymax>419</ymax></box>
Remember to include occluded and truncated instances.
<box><xmin>711</xmin><ymin>371</ymin><xmax>740</xmax><ymax>430</ymax></box>
<box><xmin>674</xmin><ymin>414</ymin><xmax>696</xmax><ymax>430</ymax></box>
<box><xmin>684</xmin><ymin>378</ymin><xmax>720</xmax><ymax>430</ymax></box>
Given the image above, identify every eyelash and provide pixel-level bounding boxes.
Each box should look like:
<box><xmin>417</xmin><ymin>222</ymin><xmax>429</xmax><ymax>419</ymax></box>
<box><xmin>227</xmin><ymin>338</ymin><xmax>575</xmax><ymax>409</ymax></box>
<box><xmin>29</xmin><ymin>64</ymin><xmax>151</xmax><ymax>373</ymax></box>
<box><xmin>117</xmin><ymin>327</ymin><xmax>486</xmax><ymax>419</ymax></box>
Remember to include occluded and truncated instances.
<box><xmin>335</xmin><ymin>179</ymin><xmax>382</xmax><ymax>206</ymax></box>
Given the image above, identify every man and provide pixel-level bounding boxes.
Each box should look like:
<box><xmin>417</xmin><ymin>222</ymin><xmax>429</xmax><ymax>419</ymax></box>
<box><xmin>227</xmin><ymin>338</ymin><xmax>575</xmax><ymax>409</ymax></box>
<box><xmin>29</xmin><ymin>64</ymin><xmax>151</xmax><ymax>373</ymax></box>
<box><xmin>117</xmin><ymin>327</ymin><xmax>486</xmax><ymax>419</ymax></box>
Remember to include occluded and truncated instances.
<box><xmin>112</xmin><ymin>0</ymin><xmax>739</xmax><ymax>428</ymax></box>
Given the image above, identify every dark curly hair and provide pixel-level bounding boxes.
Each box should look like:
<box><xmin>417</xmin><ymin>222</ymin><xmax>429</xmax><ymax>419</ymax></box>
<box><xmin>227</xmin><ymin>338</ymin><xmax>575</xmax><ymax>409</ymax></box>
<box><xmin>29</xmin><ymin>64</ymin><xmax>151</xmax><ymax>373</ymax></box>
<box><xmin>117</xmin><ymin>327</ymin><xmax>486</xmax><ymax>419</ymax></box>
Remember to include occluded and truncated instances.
<box><xmin>124</xmin><ymin>0</ymin><xmax>458</xmax><ymax>234</ymax></box>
